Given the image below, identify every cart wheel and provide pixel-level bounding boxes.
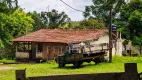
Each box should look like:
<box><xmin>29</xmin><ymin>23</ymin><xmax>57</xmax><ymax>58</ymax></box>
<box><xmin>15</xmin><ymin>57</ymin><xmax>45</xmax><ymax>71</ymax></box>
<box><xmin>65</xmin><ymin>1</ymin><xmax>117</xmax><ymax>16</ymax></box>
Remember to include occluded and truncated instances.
<box><xmin>94</xmin><ymin>58</ymin><xmax>101</xmax><ymax>64</ymax></box>
<box><xmin>59</xmin><ymin>63</ymin><xmax>65</xmax><ymax>68</ymax></box>
<box><xmin>73</xmin><ymin>62</ymin><xmax>82</xmax><ymax>68</ymax></box>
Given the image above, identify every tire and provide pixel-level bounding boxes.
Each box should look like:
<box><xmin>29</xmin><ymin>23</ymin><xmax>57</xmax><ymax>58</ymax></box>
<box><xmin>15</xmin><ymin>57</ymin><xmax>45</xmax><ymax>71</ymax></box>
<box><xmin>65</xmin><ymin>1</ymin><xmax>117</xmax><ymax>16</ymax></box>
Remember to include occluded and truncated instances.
<box><xmin>73</xmin><ymin>62</ymin><xmax>82</xmax><ymax>68</ymax></box>
<box><xmin>58</xmin><ymin>62</ymin><xmax>65</xmax><ymax>68</ymax></box>
<box><xmin>94</xmin><ymin>58</ymin><xmax>101</xmax><ymax>64</ymax></box>
<box><xmin>100</xmin><ymin>57</ymin><xmax>105</xmax><ymax>62</ymax></box>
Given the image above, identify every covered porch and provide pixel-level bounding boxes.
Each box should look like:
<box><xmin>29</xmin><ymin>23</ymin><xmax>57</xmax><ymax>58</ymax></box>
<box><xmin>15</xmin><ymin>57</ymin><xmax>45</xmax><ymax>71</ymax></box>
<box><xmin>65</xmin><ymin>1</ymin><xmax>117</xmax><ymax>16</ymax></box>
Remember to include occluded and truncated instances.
<box><xmin>15</xmin><ymin>41</ymin><xmax>67</xmax><ymax>62</ymax></box>
<box><xmin>15</xmin><ymin>42</ymin><xmax>43</xmax><ymax>62</ymax></box>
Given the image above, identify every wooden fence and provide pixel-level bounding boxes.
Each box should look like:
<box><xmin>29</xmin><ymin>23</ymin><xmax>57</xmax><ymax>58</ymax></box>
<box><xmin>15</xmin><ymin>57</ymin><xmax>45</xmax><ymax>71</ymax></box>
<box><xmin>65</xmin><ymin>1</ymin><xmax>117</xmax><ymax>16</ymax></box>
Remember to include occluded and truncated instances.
<box><xmin>15</xmin><ymin>63</ymin><xmax>141</xmax><ymax>80</ymax></box>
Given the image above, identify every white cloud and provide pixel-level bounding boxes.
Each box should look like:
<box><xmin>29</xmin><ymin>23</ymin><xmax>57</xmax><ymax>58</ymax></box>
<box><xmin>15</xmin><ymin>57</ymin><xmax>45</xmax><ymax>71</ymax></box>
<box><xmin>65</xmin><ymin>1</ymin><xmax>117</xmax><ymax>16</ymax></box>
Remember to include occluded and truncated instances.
<box><xmin>18</xmin><ymin>0</ymin><xmax>92</xmax><ymax>21</ymax></box>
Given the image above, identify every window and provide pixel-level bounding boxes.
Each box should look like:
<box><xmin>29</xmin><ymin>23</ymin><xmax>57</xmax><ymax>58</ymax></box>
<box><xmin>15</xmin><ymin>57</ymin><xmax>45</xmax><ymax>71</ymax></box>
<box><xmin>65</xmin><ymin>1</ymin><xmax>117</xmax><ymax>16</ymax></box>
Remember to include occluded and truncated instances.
<box><xmin>17</xmin><ymin>42</ymin><xmax>31</xmax><ymax>52</ymax></box>
<box><xmin>38</xmin><ymin>43</ymin><xmax>43</xmax><ymax>52</ymax></box>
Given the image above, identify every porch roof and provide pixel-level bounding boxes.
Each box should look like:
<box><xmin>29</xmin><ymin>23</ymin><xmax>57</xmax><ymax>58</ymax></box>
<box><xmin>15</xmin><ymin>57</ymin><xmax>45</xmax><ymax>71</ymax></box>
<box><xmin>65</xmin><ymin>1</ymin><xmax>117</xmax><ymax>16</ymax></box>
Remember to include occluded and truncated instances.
<box><xmin>12</xmin><ymin>29</ymin><xmax>107</xmax><ymax>43</ymax></box>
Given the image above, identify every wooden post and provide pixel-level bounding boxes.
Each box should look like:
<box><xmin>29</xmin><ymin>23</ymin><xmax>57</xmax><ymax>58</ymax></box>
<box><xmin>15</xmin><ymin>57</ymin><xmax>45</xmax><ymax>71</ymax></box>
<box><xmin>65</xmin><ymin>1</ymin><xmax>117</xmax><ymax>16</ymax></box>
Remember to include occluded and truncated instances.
<box><xmin>109</xmin><ymin>7</ymin><xmax>112</xmax><ymax>63</ymax></box>
<box><xmin>88</xmin><ymin>42</ymin><xmax>92</xmax><ymax>53</ymax></box>
<box><xmin>124</xmin><ymin>63</ymin><xmax>138</xmax><ymax>80</ymax></box>
<box><xmin>15</xmin><ymin>69</ymin><xmax>26</xmax><ymax>80</ymax></box>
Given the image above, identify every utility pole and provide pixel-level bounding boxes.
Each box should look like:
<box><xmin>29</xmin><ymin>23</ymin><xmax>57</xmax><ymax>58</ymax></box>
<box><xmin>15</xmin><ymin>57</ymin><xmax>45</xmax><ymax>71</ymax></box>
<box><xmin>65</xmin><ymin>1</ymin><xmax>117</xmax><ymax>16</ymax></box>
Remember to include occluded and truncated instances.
<box><xmin>109</xmin><ymin>8</ymin><xmax>112</xmax><ymax>63</ymax></box>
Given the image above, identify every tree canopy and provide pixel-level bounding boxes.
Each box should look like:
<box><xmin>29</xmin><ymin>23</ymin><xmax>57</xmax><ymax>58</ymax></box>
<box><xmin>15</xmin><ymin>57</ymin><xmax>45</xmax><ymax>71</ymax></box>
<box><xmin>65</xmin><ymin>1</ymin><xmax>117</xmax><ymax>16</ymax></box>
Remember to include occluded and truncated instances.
<box><xmin>28</xmin><ymin>9</ymin><xmax>71</xmax><ymax>30</ymax></box>
<box><xmin>0</xmin><ymin>10</ymin><xmax>34</xmax><ymax>48</ymax></box>
<box><xmin>70</xmin><ymin>18</ymin><xmax>105</xmax><ymax>29</ymax></box>
<box><xmin>84</xmin><ymin>0</ymin><xmax>125</xmax><ymax>26</ymax></box>
<box><xmin>119</xmin><ymin>0</ymin><xmax>142</xmax><ymax>43</ymax></box>
<box><xmin>0</xmin><ymin>0</ymin><xmax>18</xmax><ymax>14</ymax></box>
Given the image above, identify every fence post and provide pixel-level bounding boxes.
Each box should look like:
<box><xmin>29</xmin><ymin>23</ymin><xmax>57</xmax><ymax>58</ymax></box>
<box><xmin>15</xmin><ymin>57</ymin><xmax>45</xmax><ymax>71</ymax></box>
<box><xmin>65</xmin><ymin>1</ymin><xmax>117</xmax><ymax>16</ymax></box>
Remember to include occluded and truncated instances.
<box><xmin>124</xmin><ymin>63</ymin><xmax>138</xmax><ymax>80</ymax></box>
<box><xmin>15</xmin><ymin>69</ymin><xmax>26</xmax><ymax>80</ymax></box>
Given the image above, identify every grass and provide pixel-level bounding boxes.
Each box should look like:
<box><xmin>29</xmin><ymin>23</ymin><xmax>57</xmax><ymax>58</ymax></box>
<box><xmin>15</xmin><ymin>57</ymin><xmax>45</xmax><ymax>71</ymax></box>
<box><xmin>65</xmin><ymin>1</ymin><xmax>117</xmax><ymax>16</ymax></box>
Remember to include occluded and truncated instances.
<box><xmin>0</xmin><ymin>58</ymin><xmax>15</xmax><ymax>63</ymax></box>
<box><xmin>1</xmin><ymin>56</ymin><xmax>142</xmax><ymax>80</ymax></box>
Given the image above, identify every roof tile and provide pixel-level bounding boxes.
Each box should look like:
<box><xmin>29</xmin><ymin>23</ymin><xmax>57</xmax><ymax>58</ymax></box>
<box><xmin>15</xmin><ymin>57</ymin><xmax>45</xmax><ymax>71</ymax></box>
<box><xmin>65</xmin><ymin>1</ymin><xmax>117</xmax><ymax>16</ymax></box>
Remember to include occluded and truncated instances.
<box><xmin>12</xmin><ymin>29</ymin><xmax>107</xmax><ymax>43</ymax></box>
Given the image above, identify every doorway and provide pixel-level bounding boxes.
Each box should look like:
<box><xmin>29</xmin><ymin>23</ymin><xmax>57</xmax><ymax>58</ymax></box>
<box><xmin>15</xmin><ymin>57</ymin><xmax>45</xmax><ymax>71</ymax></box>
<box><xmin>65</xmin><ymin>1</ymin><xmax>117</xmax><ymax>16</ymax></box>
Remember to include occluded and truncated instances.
<box><xmin>29</xmin><ymin>43</ymin><xmax>37</xmax><ymax>61</ymax></box>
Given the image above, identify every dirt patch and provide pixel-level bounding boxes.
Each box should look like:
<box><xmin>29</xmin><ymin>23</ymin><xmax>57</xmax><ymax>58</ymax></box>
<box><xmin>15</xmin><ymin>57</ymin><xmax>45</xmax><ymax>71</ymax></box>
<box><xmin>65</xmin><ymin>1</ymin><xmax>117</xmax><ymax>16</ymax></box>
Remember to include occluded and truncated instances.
<box><xmin>0</xmin><ymin>66</ymin><xmax>15</xmax><ymax>70</ymax></box>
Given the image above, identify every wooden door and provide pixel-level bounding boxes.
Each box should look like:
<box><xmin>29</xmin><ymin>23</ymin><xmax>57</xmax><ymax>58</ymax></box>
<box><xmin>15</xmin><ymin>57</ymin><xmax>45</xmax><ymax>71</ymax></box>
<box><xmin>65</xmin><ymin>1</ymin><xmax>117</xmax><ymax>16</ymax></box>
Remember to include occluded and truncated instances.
<box><xmin>47</xmin><ymin>46</ymin><xmax>53</xmax><ymax>60</ymax></box>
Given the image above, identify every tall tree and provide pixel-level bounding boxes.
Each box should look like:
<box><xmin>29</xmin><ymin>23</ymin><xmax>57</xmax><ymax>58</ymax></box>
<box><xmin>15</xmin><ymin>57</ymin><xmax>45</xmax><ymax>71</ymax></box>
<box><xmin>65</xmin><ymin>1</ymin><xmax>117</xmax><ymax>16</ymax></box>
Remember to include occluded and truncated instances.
<box><xmin>118</xmin><ymin>0</ymin><xmax>142</xmax><ymax>55</ymax></box>
<box><xmin>0</xmin><ymin>0</ymin><xmax>18</xmax><ymax>14</ymax></box>
<box><xmin>0</xmin><ymin>10</ymin><xmax>34</xmax><ymax>48</ymax></box>
<box><xmin>28</xmin><ymin>9</ymin><xmax>71</xmax><ymax>31</ymax></box>
<box><xmin>119</xmin><ymin>0</ymin><xmax>142</xmax><ymax>38</ymax></box>
<box><xmin>0</xmin><ymin>9</ymin><xmax>34</xmax><ymax>58</ymax></box>
<box><xmin>27</xmin><ymin>11</ymin><xmax>43</xmax><ymax>31</ymax></box>
<box><xmin>0</xmin><ymin>0</ymin><xmax>18</xmax><ymax>48</ymax></box>
<box><xmin>83</xmin><ymin>0</ymin><xmax>125</xmax><ymax>26</ymax></box>
<box><xmin>128</xmin><ymin>10</ymin><xmax>142</xmax><ymax>55</ymax></box>
<box><xmin>42</xmin><ymin>9</ymin><xmax>71</xmax><ymax>29</ymax></box>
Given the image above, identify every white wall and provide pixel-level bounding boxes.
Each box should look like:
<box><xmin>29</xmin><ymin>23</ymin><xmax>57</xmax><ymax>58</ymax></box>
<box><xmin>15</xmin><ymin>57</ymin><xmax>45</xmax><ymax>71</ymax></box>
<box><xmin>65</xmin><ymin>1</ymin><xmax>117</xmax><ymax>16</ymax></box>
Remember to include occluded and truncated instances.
<box><xmin>90</xmin><ymin>35</ymin><xmax>109</xmax><ymax>44</ymax></box>
<box><xmin>16</xmin><ymin>52</ymin><xmax>29</xmax><ymax>59</ymax></box>
<box><xmin>36</xmin><ymin>52</ymin><xmax>42</xmax><ymax>59</ymax></box>
<box><xmin>116</xmin><ymin>39</ymin><xmax>123</xmax><ymax>56</ymax></box>
<box><xmin>16</xmin><ymin>52</ymin><xmax>42</xmax><ymax>59</ymax></box>
<box><xmin>85</xmin><ymin>35</ymin><xmax>122</xmax><ymax>56</ymax></box>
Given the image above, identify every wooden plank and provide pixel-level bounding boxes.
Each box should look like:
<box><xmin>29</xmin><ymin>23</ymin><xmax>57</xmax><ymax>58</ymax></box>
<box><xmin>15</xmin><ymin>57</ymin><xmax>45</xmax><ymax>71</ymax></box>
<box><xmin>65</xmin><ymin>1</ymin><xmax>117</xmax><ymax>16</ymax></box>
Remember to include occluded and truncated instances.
<box><xmin>28</xmin><ymin>73</ymin><xmax>124</xmax><ymax>80</ymax></box>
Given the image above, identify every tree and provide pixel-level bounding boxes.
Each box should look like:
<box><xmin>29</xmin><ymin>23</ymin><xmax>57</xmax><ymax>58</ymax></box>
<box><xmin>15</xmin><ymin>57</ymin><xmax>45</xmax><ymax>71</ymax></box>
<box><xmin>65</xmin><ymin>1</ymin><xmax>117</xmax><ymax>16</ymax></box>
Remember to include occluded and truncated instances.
<box><xmin>83</xmin><ymin>0</ymin><xmax>125</xmax><ymax>26</ymax></box>
<box><xmin>128</xmin><ymin>10</ymin><xmax>142</xmax><ymax>40</ymax></box>
<box><xmin>0</xmin><ymin>10</ymin><xmax>34</xmax><ymax>59</ymax></box>
<box><xmin>0</xmin><ymin>0</ymin><xmax>34</xmax><ymax>58</ymax></box>
<box><xmin>0</xmin><ymin>0</ymin><xmax>18</xmax><ymax>58</ymax></box>
<box><xmin>28</xmin><ymin>9</ymin><xmax>71</xmax><ymax>31</ymax></box>
<box><xmin>27</xmin><ymin>11</ymin><xmax>43</xmax><ymax>31</ymax></box>
<box><xmin>128</xmin><ymin>10</ymin><xmax>142</xmax><ymax>55</ymax></box>
<box><xmin>0</xmin><ymin>10</ymin><xmax>34</xmax><ymax>42</ymax></box>
<box><xmin>119</xmin><ymin>0</ymin><xmax>142</xmax><ymax>55</ymax></box>
<box><xmin>43</xmin><ymin>9</ymin><xmax>71</xmax><ymax>29</ymax></box>
<box><xmin>0</xmin><ymin>0</ymin><xmax>18</xmax><ymax>14</ymax></box>
<box><xmin>71</xmin><ymin>18</ymin><xmax>105</xmax><ymax>29</ymax></box>
<box><xmin>0</xmin><ymin>0</ymin><xmax>19</xmax><ymax>47</ymax></box>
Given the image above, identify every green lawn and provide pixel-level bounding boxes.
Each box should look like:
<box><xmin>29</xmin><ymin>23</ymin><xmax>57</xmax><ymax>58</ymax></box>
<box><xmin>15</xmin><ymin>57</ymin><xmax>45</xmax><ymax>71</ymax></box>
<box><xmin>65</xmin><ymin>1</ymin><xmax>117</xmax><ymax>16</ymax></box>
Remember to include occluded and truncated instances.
<box><xmin>0</xmin><ymin>58</ymin><xmax>15</xmax><ymax>63</ymax></box>
<box><xmin>1</xmin><ymin>56</ymin><xmax>142</xmax><ymax>80</ymax></box>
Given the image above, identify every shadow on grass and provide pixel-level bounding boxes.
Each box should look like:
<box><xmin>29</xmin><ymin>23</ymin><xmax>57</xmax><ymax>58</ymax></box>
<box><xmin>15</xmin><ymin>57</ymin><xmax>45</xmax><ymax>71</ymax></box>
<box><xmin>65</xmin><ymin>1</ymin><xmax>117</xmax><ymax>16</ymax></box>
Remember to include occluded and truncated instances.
<box><xmin>52</xmin><ymin>63</ymin><xmax>100</xmax><ymax>70</ymax></box>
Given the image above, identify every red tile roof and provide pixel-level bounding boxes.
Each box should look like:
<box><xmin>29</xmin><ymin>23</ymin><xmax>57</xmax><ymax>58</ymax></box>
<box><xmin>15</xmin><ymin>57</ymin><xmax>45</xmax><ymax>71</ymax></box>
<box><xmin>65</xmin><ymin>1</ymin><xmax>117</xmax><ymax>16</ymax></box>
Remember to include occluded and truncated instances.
<box><xmin>12</xmin><ymin>29</ymin><xmax>107</xmax><ymax>43</ymax></box>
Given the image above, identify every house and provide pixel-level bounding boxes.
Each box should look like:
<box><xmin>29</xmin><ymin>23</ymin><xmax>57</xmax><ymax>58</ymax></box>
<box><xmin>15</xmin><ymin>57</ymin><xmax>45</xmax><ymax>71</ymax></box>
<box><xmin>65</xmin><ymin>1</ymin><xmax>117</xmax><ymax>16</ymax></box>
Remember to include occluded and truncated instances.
<box><xmin>12</xmin><ymin>29</ymin><xmax>122</xmax><ymax>62</ymax></box>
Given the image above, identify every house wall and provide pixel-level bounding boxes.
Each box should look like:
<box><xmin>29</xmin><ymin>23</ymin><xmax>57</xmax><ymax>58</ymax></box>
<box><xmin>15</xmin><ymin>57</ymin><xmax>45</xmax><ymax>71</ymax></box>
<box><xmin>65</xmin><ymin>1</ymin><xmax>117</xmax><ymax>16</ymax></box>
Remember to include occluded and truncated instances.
<box><xmin>15</xmin><ymin>42</ymin><xmax>66</xmax><ymax>61</ymax></box>
<box><xmin>36</xmin><ymin>52</ymin><xmax>42</xmax><ymax>59</ymax></box>
<box><xmin>15</xmin><ymin>44</ymin><xmax>29</xmax><ymax>60</ymax></box>
<box><xmin>87</xmin><ymin>35</ymin><xmax>109</xmax><ymax>52</ymax></box>
<box><xmin>42</xmin><ymin>43</ymin><xmax>67</xmax><ymax>60</ymax></box>
<box><xmin>16</xmin><ymin>52</ymin><xmax>29</xmax><ymax>59</ymax></box>
<box><xmin>86</xmin><ymin>34</ymin><xmax>122</xmax><ymax>56</ymax></box>
<box><xmin>116</xmin><ymin>39</ymin><xmax>123</xmax><ymax>56</ymax></box>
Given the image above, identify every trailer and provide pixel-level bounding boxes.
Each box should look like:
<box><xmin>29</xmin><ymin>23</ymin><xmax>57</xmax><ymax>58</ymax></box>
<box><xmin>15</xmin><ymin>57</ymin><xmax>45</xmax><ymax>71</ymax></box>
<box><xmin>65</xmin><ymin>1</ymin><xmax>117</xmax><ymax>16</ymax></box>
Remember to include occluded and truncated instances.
<box><xmin>55</xmin><ymin>43</ymin><xmax>109</xmax><ymax>68</ymax></box>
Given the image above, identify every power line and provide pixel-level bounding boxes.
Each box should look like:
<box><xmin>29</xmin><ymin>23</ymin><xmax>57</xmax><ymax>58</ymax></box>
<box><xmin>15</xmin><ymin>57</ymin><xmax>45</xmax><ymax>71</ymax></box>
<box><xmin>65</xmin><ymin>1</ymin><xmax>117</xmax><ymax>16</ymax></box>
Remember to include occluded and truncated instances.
<box><xmin>60</xmin><ymin>0</ymin><xmax>85</xmax><ymax>13</ymax></box>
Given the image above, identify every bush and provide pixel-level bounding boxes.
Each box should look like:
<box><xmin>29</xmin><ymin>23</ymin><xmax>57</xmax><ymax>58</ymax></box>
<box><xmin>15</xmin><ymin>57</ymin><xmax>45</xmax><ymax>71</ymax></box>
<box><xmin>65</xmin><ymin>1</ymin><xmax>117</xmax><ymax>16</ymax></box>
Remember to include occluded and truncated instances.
<box><xmin>0</xmin><ymin>44</ymin><xmax>16</xmax><ymax>59</ymax></box>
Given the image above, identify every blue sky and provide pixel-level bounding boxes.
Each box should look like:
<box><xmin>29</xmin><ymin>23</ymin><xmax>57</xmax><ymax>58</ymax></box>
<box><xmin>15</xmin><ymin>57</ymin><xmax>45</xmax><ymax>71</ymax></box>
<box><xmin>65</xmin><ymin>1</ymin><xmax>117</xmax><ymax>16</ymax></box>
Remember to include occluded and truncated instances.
<box><xmin>18</xmin><ymin>0</ymin><xmax>93</xmax><ymax>21</ymax></box>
